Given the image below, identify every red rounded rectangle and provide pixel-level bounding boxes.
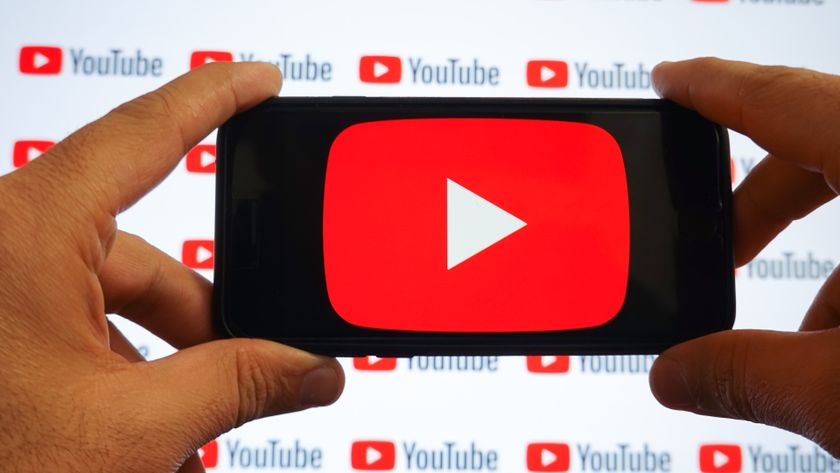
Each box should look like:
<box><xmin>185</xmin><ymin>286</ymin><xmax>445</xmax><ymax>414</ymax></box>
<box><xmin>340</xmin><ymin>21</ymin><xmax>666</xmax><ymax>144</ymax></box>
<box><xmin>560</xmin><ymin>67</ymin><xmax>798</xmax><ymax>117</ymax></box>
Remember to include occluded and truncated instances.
<box><xmin>19</xmin><ymin>46</ymin><xmax>62</xmax><ymax>75</ymax></box>
<box><xmin>13</xmin><ymin>140</ymin><xmax>54</xmax><ymax>168</ymax></box>
<box><xmin>699</xmin><ymin>444</ymin><xmax>742</xmax><ymax>473</ymax></box>
<box><xmin>527</xmin><ymin>443</ymin><xmax>570</xmax><ymax>472</ymax></box>
<box><xmin>527</xmin><ymin>60</ymin><xmax>569</xmax><ymax>88</ymax></box>
<box><xmin>323</xmin><ymin>118</ymin><xmax>629</xmax><ymax>332</ymax></box>
<box><xmin>359</xmin><ymin>56</ymin><xmax>402</xmax><ymax>83</ymax></box>
<box><xmin>352</xmin><ymin>440</ymin><xmax>396</xmax><ymax>470</ymax></box>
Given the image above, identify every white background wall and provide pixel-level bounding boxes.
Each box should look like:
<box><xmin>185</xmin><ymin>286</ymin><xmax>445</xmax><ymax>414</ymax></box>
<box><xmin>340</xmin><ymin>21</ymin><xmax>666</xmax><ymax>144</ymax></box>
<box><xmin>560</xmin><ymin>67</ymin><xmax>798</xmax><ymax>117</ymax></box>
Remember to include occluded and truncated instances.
<box><xmin>2</xmin><ymin>0</ymin><xmax>839</xmax><ymax>471</ymax></box>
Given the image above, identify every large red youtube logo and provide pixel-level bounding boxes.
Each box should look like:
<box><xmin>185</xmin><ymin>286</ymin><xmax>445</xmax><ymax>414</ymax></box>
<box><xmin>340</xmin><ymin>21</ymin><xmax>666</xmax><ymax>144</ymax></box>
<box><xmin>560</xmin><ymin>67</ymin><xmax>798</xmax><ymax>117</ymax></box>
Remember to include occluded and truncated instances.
<box><xmin>352</xmin><ymin>440</ymin><xmax>396</xmax><ymax>470</ymax></box>
<box><xmin>527</xmin><ymin>443</ymin><xmax>570</xmax><ymax>472</ymax></box>
<box><xmin>198</xmin><ymin>440</ymin><xmax>219</xmax><ymax>468</ymax></box>
<box><xmin>13</xmin><ymin>140</ymin><xmax>53</xmax><ymax>168</ymax></box>
<box><xmin>526</xmin><ymin>356</ymin><xmax>570</xmax><ymax>373</ymax></box>
<box><xmin>19</xmin><ymin>46</ymin><xmax>62</xmax><ymax>75</ymax></box>
<box><xmin>182</xmin><ymin>240</ymin><xmax>214</xmax><ymax>269</ymax></box>
<box><xmin>186</xmin><ymin>144</ymin><xmax>216</xmax><ymax>173</ymax></box>
<box><xmin>190</xmin><ymin>50</ymin><xmax>233</xmax><ymax>70</ymax></box>
<box><xmin>359</xmin><ymin>56</ymin><xmax>402</xmax><ymax>83</ymax></box>
<box><xmin>353</xmin><ymin>357</ymin><xmax>398</xmax><ymax>371</ymax></box>
<box><xmin>527</xmin><ymin>60</ymin><xmax>568</xmax><ymax>88</ymax></box>
<box><xmin>699</xmin><ymin>444</ymin><xmax>742</xmax><ymax>473</ymax></box>
<box><xmin>323</xmin><ymin>118</ymin><xmax>629</xmax><ymax>332</ymax></box>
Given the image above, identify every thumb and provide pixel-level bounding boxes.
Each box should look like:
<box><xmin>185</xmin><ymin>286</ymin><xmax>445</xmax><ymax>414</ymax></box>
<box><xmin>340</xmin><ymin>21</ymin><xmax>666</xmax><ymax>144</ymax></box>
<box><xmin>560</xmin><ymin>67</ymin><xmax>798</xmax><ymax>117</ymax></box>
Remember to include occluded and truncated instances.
<box><xmin>649</xmin><ymin>329</ymin><xmax>840</xmax><ymax>453</ymax></box>
<box><xmin>137</xmin><ymin>339</ymin><xmax>344</xmax><ymax>461</ymax></box>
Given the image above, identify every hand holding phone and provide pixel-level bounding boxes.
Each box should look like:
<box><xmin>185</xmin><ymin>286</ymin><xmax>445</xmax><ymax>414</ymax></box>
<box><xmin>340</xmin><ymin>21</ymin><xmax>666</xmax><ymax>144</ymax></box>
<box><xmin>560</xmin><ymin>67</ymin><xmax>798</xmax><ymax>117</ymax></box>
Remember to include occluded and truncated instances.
<box><xmin>648</xmin><ymin>58</ymin><xmax>840</xmax><ymax>457</ymax></box>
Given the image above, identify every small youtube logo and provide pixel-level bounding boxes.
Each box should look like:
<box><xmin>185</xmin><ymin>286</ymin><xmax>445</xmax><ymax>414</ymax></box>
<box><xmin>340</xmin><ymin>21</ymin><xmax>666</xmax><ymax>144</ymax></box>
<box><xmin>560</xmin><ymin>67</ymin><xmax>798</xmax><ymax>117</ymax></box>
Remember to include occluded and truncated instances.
<box><xmin>19</xmin><ymin>46</ymin><xmax>62</xmax><ymax>75</ymax></box>
<box><xmin>359</xmin><ymin>56</ymin><xmax>402</xmax><ymax>83</ymax></box>
<box><xmin>699</xmin><ymin>444</ymin><xmax>742</xmax><ymax>473</ymax></box>
<box><xmin>186</xmin><ymin>144</ymin><xmax>216</xmax><ymax>173</ymax></box>
<box><xmin>198</xmin><ymin>440</ymin><xmax>219</xmax><ymax>468</ymax></box>
<box><xmin>351</xmin><ymin>440</ymin><xmax>396</xmax><ymax>470</ymax></box>
<box><xmin>526</xmin><ymin>356</ymin><xmax>570</xmax><ymax>374</ymax></box>
<box><xmin>526</xmin><ymin>60</ymin><xmax>568</xmax><ymax>88</ymax></box>
<box><xmin>190</xmin><ymin>50</ymin><xmax>233</xmax><ymax>70</ymax></box>
<box><xmin>527</xmin><ymin>443</ymin><xmax>570</xmax><ymax>472</ymax></box>
<box><xmin>182</xmin><ymin>240</ymin><xmax>214</xmax><ymax>270</ymax></box>
<box><xmin>353</xmin><ymin>357</ymin><xmax>398</xmax><ymax>371</ymax></box>
<box><xmin>13</xmin><ymin>140</ymin><xmax>54</xmax><ymax>168</ymax></box>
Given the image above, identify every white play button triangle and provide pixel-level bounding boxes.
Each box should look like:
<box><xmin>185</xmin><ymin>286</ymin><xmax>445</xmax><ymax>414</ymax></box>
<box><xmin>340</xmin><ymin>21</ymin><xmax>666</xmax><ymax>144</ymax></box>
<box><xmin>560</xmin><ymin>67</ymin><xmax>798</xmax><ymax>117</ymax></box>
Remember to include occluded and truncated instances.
<box><xmin>540</xmin><ymin>356</ymin><xmax>557</xmax><ymax>368</ymax></box>
<box><xmin>27</xmin><ymin>146</ymin><xmax>43</xmax><ymax>162</ymax></box>
<box><xmin>366</xmin><ymin>446</ymin><xmax>383</xmax><ymax>465</ymax></box>
<box><xmin>540</xmin><ymin>65</ymin><xmax>556</xmax><ymax>83</ymax></box>
<box><xmin>367</xmin><ymin>356</ymin><xmax>384</xmax><ymax>365</ymax></box>
<box><xmin>33</xmin><ymin>52</ymin><xmax>50</xmax><ymax>69</ymax></box>
<box><xmin>713</xmin><ymin>451</ymin><xmax>729</xmax><ymax>468</ymax></box>
<box><xmin>373</xmin><ymin>61</ymin><xmax>389</xmax><ymax>78</ymax></box>
<box><xmin>447</xmin><ymin>178</ymin><xmax>526</xmax><ymax>270</ymax></box>
<box><xmin>196</xmin><ymin>246</ymin><xmax>213</xmax><ymax>264</ymax></box>
<box><xmin>200</xmin><ymin>150</ymin><xmax>215</xmax><ymax>168</ymax></box>
<box><xmin>542</xmin><ymin>448</ymin><xmax>557</xmax><ymax>466</ymax></box>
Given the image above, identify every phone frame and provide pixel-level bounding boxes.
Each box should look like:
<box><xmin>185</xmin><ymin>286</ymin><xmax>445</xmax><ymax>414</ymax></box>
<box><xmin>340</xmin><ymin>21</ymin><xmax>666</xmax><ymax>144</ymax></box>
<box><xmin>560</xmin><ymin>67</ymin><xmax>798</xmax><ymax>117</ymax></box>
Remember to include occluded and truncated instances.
<box><xmin>213</xmin><ymin>97</ymin><xmax>734</xmax><ymax>356</ymax></box>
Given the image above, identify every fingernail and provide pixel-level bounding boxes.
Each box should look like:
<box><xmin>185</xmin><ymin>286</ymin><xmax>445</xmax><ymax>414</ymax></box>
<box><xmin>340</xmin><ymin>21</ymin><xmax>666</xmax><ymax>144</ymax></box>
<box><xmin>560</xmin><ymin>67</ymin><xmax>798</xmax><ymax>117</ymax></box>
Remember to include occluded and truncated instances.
<box><xmin>299</xmin><ymin>367</ymin><xmax>341</xmax><ymax>406</ymax></box>
<box><xmin>650</xmin><ymin>357</ymin><xmax>694</xmax><ymax>410</ymax></box>
<box><xmin>651</xmin><ymin>62</ymin><xmax>671</xmax><ymax>97</ymax></box>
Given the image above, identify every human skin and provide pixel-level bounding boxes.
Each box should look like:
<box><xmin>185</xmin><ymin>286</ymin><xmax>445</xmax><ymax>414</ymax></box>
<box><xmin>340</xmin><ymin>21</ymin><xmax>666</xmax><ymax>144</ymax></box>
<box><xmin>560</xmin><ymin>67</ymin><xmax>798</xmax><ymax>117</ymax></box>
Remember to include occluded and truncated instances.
<box><xmin>0</xmin><ymin>62</ymin><xmax>344</xmax><ymax>472</ymax></box>
<box><xmin>649</xmin><ymin>58</ymin><xmax>840</xmax><ymax>455</ymax></box>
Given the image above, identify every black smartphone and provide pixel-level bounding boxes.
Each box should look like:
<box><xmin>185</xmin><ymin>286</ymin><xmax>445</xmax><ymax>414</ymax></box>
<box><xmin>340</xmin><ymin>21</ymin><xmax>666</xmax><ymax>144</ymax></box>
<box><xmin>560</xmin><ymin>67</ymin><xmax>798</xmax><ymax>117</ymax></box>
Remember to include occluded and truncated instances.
<box><xmin>213</xmin><ymin>97</ymin><xmax>734</xmax><ymax>356</ymax></box>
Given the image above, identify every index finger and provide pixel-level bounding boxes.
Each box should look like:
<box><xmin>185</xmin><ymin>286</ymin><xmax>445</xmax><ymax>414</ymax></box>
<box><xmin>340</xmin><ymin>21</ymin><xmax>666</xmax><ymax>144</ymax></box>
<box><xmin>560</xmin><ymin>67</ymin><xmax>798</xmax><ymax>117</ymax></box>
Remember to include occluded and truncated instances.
<box><xmin>21</xmin><ymin>62</ymin><xmax>281</xmax><ymax>232</ymax></box>
<box><xmin>652</xmin><ymin>57</ymin><xmax>840</xmax><ymax>182</ymax></box>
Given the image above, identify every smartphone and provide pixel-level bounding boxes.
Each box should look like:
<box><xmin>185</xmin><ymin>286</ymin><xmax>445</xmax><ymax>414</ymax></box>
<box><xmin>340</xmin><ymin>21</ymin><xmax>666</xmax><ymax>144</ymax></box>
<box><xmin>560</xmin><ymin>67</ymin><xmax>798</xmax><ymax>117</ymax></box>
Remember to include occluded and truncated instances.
<box><xmin>213</xmin><ymin>97</ymin><xmax>734</xmax><ymax>356</ymax></box>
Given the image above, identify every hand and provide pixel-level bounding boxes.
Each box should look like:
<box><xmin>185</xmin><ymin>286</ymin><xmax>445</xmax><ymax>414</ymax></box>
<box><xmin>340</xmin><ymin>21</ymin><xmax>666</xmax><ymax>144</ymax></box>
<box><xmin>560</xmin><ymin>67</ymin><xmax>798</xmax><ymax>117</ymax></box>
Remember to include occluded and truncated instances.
<box><xmin>0</xmin><ymin>62</ymin><xmax>344</xmax><ymax>472</ymax></box>
<box><xmin>648</xmin><ymin>58</ymin><xmax>840</xmax><ymax>454</ymax></box>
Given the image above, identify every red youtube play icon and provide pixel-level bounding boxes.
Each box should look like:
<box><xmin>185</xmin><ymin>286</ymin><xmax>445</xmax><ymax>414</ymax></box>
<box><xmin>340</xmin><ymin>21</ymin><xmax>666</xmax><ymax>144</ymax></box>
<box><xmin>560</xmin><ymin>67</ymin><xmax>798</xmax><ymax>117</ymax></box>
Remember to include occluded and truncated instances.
<box><xmin>198</xmin><ymin>440</ymin><xmax>219</xmax><ymax>468</ymax></box>
<box><xmin>324</xmin><ymin>118</ymin><xmax>629</xmax><ymax>332</ymax></box>
<box><xmin>13</xmin><ymin>140</ymin><xmax>54</xmax><ymax>168</ymax></box>
<box><xmin>352</xmin><ymin>440</ymin><xmax>396</xmax><ymax>470</ymax></box>
<box><xmin>19</xmin><ymin>46</ymin><xmax>62</xmax><ymax>75</ymax></box>
<box><xmin>186</xmin><ymin>144</ymin><xmax>216</xmax><ymax>173</ymax></box>
<box><xmin>526</xmin><ymin>356</ymin><xmax>570</xmax><ymax>374</ymax></box>
<box><xmin>182</xmin><ymin>240</ymin><xmax>214</xmax><ymax>269</ymax></box>
<box><xmin>190</xmin><ymin>50</ymin><xmax>233</xmax><ymax>70</ymax></box>
<box><xmin>527</xmin><ymin>443</ymin><xmax>570</xmax><ymax>472</ymax></box>
<box><xmin>699</xmin><ymin>444</ymin><xmax>742</xmax><ymax>473</ymax></box>
<box><xmin>353</xmin><ymin>357</ymin><xmax>398</xmax><ymax>371</ymax></box>
<box><xmin>526</xmin><ymin>60</ymin><xmax>568</xmax><ymax>88</ymax></box>
<box><xmin>359</xmin><ymin>56</ymin><xmax>401</xmax><ymax>83</ymax></box>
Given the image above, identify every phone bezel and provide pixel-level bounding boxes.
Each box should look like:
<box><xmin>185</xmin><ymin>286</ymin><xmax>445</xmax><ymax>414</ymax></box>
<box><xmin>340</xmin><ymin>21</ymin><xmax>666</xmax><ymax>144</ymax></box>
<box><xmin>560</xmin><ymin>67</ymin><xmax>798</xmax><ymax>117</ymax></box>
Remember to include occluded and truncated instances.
<box><xmin>213</xmin><ymin>97</ymin><xmax>734</xmax><ymax>356</ymax></box>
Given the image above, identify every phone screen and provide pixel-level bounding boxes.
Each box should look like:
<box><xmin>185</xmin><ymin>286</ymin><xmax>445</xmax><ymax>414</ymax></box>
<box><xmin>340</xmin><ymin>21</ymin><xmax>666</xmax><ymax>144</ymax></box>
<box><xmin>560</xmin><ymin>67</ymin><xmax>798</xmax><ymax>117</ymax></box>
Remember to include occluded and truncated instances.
<box><xmin>216</xmin><ymin>98</ymin><xmax>733</xmax><ymax>355</ymax></box>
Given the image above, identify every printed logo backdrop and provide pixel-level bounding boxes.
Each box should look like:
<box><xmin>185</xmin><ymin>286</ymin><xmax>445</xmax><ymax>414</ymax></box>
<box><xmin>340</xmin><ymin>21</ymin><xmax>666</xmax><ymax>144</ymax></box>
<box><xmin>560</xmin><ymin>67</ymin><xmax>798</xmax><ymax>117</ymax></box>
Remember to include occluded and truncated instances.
<box><xmin>3</xmin><ymin>0</ymin><xmax>840</xmax><ymax>471</ymax></box>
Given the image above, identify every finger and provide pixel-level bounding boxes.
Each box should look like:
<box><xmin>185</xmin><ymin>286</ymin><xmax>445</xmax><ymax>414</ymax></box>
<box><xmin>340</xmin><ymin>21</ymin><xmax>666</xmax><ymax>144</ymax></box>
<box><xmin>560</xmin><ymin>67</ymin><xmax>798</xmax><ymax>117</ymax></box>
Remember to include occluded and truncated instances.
<box><xmin>732</xmin><ymin>154</ymin><xmax>835</xmax><ymax>266</ymax></box>
<box><xmin>99</xmin><ymin>231</ymin><xmax>214</xmax><ymax>348</ymax></box>
<box><xmin>107</xmin><ymin>320</ymin><xmax>146</xmax><ymax>362</ymax></box>
<box><xmin>18</xmin><ymin>62</ymin><xmax>281</xmax><ymax>242</ymax></box>
<box><xmin>131</xmin><ymin>339</ymin><xmax>344</xmax><ymax>456</ymax></box>
<box><xmin>800</xmin><ymin>265</ymin><xmax>840</xmax><ymax>331</ymax></box>
<box><xmin>652</xmin><ymin>58</ymin><xmax>840</xmax><ymax>187</ymax></box>
<box><xmin>108</xmin><ymin>321</ymin><xmax>208</xmax><ymax>473</ymax></box>
<box><xmin>177</xmin><ymin>454</ymin><xmax>206</xmax><ymax>473</ymax></box>
<box><xmin>649</xmin><ymin>329</ymin><xmax>840</xmax><ymax>452</ymax></box>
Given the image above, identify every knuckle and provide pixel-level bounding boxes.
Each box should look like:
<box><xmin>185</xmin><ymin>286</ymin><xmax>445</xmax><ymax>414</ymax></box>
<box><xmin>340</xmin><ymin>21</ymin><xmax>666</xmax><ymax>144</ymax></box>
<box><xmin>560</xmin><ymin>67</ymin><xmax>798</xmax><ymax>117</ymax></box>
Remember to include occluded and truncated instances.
<box><xmin>227</xmin><ymin>343</ymin><xmax>294</xmax><ymax>427</ymax></box>
<box><xmin>710</xmin><ymin>335</ymin><xmax>761</xmax><ymax>422</ymax></box>
<box><xmin>111</xmin><ymin>88</ymin><xmax>188</xmax><ymax>155</ymax></box>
